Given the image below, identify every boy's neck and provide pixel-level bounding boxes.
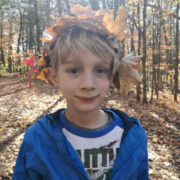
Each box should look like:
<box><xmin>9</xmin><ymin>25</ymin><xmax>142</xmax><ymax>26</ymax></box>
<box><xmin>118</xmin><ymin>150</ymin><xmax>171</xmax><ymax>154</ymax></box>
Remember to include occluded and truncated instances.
<box><xmin>65</xmin><ymin>109</ymin><xmax>109</xmax><ymax>129</ymax></box>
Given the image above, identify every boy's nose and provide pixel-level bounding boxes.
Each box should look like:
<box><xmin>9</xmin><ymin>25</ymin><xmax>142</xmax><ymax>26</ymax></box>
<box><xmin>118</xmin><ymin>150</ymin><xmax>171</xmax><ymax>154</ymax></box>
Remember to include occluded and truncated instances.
<box><xmin>80</xmin><ymin>72</ymin><xmax>95</xmax><ymax>90</ymax></box>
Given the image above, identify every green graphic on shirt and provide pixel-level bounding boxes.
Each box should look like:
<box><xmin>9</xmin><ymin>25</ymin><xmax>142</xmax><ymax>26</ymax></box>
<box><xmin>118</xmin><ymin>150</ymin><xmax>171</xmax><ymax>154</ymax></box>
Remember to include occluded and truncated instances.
<box><xmin>84</xmin><ymin>149</ymin><xmax>90</xmax><ymax>168</ymax></box>
<box><xmin>76</xmin><ymin>144</ymin><xmax>120</xmax><ymax>180</ymax></box>
<box><xmin>96</xmin><ymin>169</ymin><xmax>112</xmax><ymax>180</ymax></box>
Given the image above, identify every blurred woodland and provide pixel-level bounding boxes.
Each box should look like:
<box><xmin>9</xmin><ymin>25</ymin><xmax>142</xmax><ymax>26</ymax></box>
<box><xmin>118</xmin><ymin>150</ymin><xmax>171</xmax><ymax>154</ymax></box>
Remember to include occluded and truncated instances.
<box><xmin>0</xmin><ymin>0</ymin><xmax>180</xmax><ymax>179</ymax></box>
<box><xmin>0</xmin><ymin>0</ymin><xmax>179</xmax><ymax>102</ymax></box>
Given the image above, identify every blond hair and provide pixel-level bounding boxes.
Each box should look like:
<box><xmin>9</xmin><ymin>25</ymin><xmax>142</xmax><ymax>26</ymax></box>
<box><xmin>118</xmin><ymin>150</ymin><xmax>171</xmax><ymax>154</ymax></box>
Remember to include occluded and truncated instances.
<box><xmin>47</xmin><ymin>25</ymin><xmax>116</xmax><ymax>73</ymax></box>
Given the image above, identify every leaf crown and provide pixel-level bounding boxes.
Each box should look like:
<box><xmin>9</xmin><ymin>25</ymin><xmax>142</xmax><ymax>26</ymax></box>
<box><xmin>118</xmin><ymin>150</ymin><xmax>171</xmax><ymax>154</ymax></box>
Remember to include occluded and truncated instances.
<box><xmin>37</xmin><ymin>5</ymin><xmax>142</xmax><ymax>96</ymax></box>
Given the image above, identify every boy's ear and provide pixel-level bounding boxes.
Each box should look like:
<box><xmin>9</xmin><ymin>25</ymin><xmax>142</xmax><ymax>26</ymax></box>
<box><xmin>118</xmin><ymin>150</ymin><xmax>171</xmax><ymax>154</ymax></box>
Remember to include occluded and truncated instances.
<box><xmin>109</xmin><ymin>75</ymin><xmax>113</xmax><ymax>85</ymax></box>
<box><xmin>48</xmin><ymin>67</ymin><xmax>60</xmax><ymax>88</ymax></box>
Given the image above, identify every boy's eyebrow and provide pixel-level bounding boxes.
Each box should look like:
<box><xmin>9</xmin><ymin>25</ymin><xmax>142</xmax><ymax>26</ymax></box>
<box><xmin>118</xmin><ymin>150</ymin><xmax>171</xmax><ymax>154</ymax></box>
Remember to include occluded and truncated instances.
<box><xmin>96</xmin><ymin>60</ymin><xmax>111</xmax><ymax>65</ymax></box>
<box><xmin>62</xmin><ymin>59</ymin><xmax>81</xmax><ymax>64</ymax></box>
<box><xmin>61</xmin><ymin>55</ymin><xmax>80</xmax><ymax>64</ymax></box>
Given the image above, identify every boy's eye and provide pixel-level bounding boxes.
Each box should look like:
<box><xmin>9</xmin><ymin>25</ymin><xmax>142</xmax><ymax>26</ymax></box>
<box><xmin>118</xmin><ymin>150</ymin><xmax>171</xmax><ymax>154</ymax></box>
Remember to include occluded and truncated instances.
<box><xmin>68</xmin><ymin>68</ymin><xmax>80</xmax><ymax>74</ymax></box>
<box><xmin>96</xmin><ymin>68</ymin><xmax>107</xmax><ymax>73</ymax></box>
<box><xmin>71</xmin><ymin>69</ymin><xmax>78</xmax><ymax>73</ymax></box>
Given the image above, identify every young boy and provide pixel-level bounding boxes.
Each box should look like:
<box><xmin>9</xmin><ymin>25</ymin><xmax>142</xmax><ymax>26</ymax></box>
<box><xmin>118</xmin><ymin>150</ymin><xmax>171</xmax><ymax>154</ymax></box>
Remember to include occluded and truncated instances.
<box><xmin>12</xmin><ymin>7</ymin><xmax>149</xmax><ymax>180</ymax></box>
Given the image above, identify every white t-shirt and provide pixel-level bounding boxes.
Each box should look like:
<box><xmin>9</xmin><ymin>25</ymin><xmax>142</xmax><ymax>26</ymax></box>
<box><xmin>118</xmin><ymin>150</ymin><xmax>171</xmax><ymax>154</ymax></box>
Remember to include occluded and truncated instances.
<box><xmin>60</xmin><ymin>110</ymin><xmax>124</xmax><ymax>180</ymax></box>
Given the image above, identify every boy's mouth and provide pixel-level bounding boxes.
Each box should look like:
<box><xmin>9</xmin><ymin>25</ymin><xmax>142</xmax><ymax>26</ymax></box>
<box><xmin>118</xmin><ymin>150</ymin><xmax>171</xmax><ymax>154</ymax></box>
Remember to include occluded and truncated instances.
<box><xmin>76</xmin><ymin>95</ymin><xmax>99</xmax><ymax>103</ymax></box>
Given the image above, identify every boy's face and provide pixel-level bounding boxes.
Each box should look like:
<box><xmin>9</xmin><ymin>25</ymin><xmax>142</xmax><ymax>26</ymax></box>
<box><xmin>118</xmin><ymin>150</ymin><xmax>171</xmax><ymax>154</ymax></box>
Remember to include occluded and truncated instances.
<box><xmin>52</xmin><ymin>51</ymin><xmax>112</xmax><ymax>114</ymax></box>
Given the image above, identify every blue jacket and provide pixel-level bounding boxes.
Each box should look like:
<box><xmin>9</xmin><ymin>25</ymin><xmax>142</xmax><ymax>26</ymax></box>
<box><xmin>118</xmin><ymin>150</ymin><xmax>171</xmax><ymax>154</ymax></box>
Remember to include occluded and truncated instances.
<box><xmin>12</xmin><ymin>108</ymin><xmax>149</xmax><ymax>180</ymax></box>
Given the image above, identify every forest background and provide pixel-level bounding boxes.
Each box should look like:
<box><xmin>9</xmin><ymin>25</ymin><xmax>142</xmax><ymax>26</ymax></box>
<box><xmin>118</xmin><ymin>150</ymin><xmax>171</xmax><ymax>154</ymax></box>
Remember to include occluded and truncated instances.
<box><xmin>0</xmin><ymin>0</ymin><xmax>179</xmax><ymax>102</ymax></box>
<box><xmin>0</xmin><ymin>0</ymin><xmax>179</xmax><ymax>179</ymax></box>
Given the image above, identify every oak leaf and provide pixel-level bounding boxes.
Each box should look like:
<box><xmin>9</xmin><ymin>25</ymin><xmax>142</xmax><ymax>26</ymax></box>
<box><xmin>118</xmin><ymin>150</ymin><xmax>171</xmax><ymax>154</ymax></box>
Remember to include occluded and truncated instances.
<box><xmin>113</xmin><ymin>53</ymin><xmax>142</xmax><ymax>96</ymax></box>
<box><xmin>39</xmin><ymin>37</ymin><xmax>51</xmax><ymax>43</ymax></box>
<box><xmin>37</xmin><ymin>57</ymin><xmax>46</xmax><ymax>67</ymax></box>
<box><xmin>70</xmin><ymin>5</ymin><xmax>92</xmax><ymax>16</ymax></box>
<box><xmin>103</xmin><ymin>7</ymin><xmax>128</xmax><ymax>41</ymax></box>
<box><xmin>36</xmin><ymin>68</ymin><xmax>49</xmax><ymax>83</ymax></box>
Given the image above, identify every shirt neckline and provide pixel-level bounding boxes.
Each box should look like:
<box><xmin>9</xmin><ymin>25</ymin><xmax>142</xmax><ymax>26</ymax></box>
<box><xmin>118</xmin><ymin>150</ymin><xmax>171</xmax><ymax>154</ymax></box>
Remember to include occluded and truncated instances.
<box><xmin>59</xmin><ymin>109</ymin><xmax>123</xmax><ymax>138</ymax></box>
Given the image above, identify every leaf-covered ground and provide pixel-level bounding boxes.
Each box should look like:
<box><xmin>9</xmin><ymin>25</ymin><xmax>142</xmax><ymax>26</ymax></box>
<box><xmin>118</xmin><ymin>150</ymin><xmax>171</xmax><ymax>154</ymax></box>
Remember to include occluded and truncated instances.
<box><xmin>0</xmin><ymin>74</ymin><xmax>180</xmax><ymax>180</ymax></box>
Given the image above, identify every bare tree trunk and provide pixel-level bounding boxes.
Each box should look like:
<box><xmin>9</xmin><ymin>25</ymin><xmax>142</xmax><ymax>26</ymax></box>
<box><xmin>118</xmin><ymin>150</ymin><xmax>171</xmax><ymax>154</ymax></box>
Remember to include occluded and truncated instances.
<box><xmin>142</xmin><ymin>0</ymin><xmax>148</xmax><ymax>103</ymax></box>
<box><xmin>64</xmin><ymin>0</ymin><xmax>70</xmax><ymax>15</ymax></box>
<box><xmin>45</xmin><ymin>0</ymin><xmax>51</xmax><ymax>26</ymax></box>
<box><xmin>163</xmin><ymin>23</ymin><xmax>170</xmax><ymax>88</ymax></box>
<box><xmin>17</xmin><ymin>11</ymin><xmax>23</xmax><ymax>54</ymax></box>
<box><xmin>56</xmin><ymin>0</ymin><xmax>62</xmax><ymax>16</ymax></box>
<box><xmin>0</xmin><ymin>47</ymin><xmax>4</xmax><ymax>66</ymax></box>
<box><xmin>114</xmin><ymin>0</ymin><xmax>119</xmax><ymax>11</ymax></box>
<box><xmin>114</xmin><ymin>0</ymin><xmax>120</xmax><ymax>18</ymax></box>
<box><xmin>174</xmin><ymin>0</ymin><xmax>179</xmax><ymax>102</ymax></box>
<box><xmin>28</xmin><ymin>14</ymin><xmax>34</xmax><ymax>50</ymax></box>
<box><xmin>8</xmin><ymin>17</ymin><xmax>13</xmax><ymax>73</ymax></box>
<box><xmin>90</xmin><ymin>0</ymin><xmax>99</xmax><ymax>10</ymax></box>
<box><xmin>0</xmin><ymin>11</ymin><xmax>5</xmax><ymax>66</ymax></box>
<box><xmin>150</xmin><ymin>14</ymin><xmax>156</xmax><ymax>103</ymax></box>
<box><xmin>16</xmin><ymin>10</ymin><xmax>24</xmax><ymax>72</ymax></box>
<box><xmin>156</xmin><ymin>31</ymin><xmax>161</xmax><ymax>99</ymax></box>
<box><xmin>118</xmin><ymin>0</ymin><xmax>126</xmax><ymax>6</ymax></box>
<box><xmin>101</xmin><ymin>0</ymin><xmax>106</xmax><ymax>9</ymax></box>
<box><xmin>34</xmin><ymin>0</ymin><xmax>41</xmax><ymax>53</ymax></box>
<box><xmin>136</xmin><ymin>3</ymin><xmax>141</xmax><ymax>102</ymax></box>
<box><xmin>22</xmin><ymin>18</ymin><xmax>26</xmax><ymax>53</ymax></box>
<box><xmin>130</xmin><ymin>12</ymin><xmax>135</xmax><ymax>53</ymax></box>
<box><xmin>155</xmin><ymin>0</ymin><xmax>163</xmax><ymax>99</ymax></box>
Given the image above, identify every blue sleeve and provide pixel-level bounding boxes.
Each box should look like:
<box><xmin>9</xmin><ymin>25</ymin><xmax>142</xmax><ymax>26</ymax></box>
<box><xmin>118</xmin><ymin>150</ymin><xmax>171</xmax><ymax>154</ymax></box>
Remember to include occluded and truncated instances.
<box><xmin>136</xmin><ymin>148</ymin><xmax>149</xmax><ymax>180</ymax></box>
<box><xmin>129</xmin><ymin>136</ymin><xmax>149</xmax><ymax>180</ymax></box>
<box><xmin>12</xmin><ymin>138</ymin><xmax>42</xmax><ymax>180</ymax></box>
<box><xmin>138</xmin><ymin>140</ymin><xmax>149</xmax><ymax>180</ymax></box>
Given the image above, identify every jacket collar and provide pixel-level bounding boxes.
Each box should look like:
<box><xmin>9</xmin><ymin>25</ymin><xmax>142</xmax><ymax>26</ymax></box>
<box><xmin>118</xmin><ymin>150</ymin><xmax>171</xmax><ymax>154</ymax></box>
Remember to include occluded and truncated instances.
<box><xmin>43</xmin><ymin>108</ymin><xmax>140</xmax><ymax>145</ymax></box>
<box><xmin>38</xmin><ymin>108</ymin><xmax>146</xmax><ymax>179</ymax></box>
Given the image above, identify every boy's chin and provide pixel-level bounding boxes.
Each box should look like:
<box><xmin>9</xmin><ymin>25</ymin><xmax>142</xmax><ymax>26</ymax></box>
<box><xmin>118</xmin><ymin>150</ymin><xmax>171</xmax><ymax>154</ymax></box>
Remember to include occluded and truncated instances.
<box><xmin>78</xmin><ymin>106</ymin><xmax>100</xmax><ymax>113</ymax></box>
<box><xmin>73</xmin><ymin>104</ymin><xmax>102</xmax><ymax>114</ymax></box>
